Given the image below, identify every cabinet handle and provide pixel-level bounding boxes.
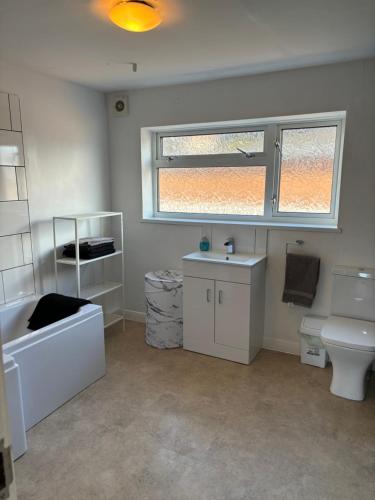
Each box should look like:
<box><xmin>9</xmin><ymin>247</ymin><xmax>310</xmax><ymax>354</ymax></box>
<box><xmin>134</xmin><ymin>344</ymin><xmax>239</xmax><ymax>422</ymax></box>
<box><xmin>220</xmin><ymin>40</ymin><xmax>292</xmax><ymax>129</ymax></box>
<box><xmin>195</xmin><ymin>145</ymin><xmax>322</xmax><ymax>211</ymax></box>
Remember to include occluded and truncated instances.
<box><xmin>218</xmin><ymin>290</ymin><xmax>223</xmax><ymax>304</ymax></box>
<box><xmin>206</xmin><ymin>289</ymin><xmax>211</xmax><ymax>303</ymax></box>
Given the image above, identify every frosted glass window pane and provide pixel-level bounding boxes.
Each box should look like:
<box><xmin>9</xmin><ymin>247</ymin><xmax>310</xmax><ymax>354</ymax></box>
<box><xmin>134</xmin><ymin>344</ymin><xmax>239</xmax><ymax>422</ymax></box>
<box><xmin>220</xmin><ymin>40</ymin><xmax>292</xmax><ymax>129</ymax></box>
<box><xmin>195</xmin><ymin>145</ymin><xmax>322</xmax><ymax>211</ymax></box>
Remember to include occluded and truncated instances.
<box><xmin>278</xmin><ymin>126</ymin><xmax>337</xmax><ymax>213</ymax></box>
<box><xmin>158</xmin><ymin>167</ymin><xmax>266</xmax><ymax>215</ymax></box>
<box><xmin>162</xmin><ymin>131</ymin><xmax>264</xmax><ymax>156</ymax></box>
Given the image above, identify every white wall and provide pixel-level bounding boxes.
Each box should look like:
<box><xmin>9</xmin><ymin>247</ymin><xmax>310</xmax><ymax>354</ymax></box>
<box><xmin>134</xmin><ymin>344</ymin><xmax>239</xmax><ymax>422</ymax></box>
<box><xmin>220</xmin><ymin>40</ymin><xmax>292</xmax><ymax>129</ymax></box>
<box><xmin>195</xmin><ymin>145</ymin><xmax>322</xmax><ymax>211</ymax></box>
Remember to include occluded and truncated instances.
<box><xmin>0</xmin><ymin>62</ymin><xmax>111</xmax><ymax>294</ymax></box>
<box><xmin>108</xmin><ymin>58</ymin><xmax>375</xmax><ymax>354</ymax></box>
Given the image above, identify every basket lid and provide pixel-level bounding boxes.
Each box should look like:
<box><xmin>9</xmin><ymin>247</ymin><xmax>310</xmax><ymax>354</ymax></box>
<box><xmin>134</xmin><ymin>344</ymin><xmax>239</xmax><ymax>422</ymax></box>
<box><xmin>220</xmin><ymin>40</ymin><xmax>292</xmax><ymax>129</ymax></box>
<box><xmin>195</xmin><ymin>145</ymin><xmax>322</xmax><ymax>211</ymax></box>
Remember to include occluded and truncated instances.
<box><xmin>299</xmin><ymin>315</ymin><xmax>327</xmax><ymax>336</ymax></box>
<box><xmin>145</xmin><ymin>270</ymin><xmax>183</xmax><ymax>284</ymax></box>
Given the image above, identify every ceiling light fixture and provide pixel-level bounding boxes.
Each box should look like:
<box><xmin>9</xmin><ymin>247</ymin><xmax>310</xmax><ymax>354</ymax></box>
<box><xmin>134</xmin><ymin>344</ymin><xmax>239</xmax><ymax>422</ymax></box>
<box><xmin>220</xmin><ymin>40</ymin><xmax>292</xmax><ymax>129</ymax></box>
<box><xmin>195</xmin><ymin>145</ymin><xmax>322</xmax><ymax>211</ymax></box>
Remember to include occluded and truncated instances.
<box><xmin>109</xmin><ymin>1</ymin><xmax>162</xmax><ymax>32</ymax></box>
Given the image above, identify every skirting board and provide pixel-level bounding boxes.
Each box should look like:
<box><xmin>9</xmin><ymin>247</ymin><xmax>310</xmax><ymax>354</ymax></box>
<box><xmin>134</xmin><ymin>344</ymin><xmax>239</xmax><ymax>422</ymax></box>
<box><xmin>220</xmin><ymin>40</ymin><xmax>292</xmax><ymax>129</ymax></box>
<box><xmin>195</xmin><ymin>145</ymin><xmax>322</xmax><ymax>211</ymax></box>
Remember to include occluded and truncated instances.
<box><xmin>124</xmin><ymin>309</ymin><xmax>146</xmax><ymax>323</ymax></box>
<box><xmin>122</xmin><ymin>312</ymin><xmax>375</xmax><ymax>370</ymax></box>
<box><xmin>123</xmin><ymin>309</ymin><xmax>300</xmax><ymax>356</ymax></box>
<box><xmin>262</xmin><ymin>337</ymin><xmax>300</xmax><ymax>356</ymax></box>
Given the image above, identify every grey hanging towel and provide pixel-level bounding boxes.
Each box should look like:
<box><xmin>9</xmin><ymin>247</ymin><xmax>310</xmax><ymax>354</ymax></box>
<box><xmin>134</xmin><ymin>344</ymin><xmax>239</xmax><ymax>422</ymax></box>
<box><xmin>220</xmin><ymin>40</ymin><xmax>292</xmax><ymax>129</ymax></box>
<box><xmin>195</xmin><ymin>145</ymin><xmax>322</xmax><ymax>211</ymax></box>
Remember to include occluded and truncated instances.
<box><xmin>282</xmin><ymin>253</ymin><xmax>320</xmax><ymax>307</ymax></box>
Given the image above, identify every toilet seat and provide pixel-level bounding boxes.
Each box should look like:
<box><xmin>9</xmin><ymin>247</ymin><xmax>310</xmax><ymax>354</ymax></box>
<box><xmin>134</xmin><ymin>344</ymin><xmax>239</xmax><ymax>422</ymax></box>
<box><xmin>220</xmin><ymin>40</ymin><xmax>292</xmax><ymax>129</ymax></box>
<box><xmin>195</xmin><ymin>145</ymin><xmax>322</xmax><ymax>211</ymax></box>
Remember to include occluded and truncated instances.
<box><xmin>321</xmin><ymin>316</ymin><xmax>375</xmax><ymax>352</ymax></box>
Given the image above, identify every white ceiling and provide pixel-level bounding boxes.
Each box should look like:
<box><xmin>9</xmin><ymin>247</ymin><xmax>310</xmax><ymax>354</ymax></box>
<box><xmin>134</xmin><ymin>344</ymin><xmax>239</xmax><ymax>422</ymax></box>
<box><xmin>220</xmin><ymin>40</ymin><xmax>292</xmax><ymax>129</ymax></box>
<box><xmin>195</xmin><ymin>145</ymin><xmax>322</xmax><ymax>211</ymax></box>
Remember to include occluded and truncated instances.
<box><xmin>0</xmin><ymin>0</ymin><xmax>374</xmax><ymax>91</ymax></box>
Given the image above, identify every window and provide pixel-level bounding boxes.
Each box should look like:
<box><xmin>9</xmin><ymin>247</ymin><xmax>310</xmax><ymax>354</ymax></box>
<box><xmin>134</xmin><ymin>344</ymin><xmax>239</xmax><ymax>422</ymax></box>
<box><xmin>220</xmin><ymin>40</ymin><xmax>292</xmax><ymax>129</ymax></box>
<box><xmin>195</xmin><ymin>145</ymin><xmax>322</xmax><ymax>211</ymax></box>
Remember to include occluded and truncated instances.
<box><xmin>277</xmin><ymin>126</ymin><xmax>337</xmax><ymax>214</ymax></box>
<box><xmin>142</xmin><ymin>112</ymin><xmax>345</xmax><ymax>228</ymax></box>
<box><xmin>158</xmin><ymin>166</ymin><xmax>266</xmax><ymax>215</ymax></box>
<box><xmin>161</xmin><ymin>131</ymin><xmax>264</xmax><ymax>157</ymax></box>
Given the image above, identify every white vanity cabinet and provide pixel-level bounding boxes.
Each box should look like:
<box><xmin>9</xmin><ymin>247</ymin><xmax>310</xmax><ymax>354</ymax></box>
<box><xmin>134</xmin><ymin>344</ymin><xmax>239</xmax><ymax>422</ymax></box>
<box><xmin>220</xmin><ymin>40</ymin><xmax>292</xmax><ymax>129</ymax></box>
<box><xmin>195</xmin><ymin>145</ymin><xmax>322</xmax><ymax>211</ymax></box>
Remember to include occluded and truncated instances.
<box><xmin>182</xmin><ymin>253</ymin><xmax>266</xmax><ymax>364</ymax></box>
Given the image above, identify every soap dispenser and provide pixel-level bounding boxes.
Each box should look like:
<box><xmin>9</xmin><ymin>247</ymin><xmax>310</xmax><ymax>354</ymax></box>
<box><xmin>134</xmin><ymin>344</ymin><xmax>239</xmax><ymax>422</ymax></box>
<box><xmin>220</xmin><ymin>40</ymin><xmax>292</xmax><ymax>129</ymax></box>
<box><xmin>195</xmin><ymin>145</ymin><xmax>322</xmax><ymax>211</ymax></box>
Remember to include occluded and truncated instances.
<box><xmin>199</xmin><ymin>236</ymin><xmax>210</xmax><ymax>252</ymax></box>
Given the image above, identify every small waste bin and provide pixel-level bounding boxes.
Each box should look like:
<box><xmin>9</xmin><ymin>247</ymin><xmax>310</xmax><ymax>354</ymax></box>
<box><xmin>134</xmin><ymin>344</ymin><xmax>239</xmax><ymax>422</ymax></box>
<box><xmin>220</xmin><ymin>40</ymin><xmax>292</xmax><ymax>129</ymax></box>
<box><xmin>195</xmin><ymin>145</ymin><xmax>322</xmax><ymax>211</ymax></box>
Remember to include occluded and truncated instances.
<box><xmin>145</xmin><ymin>270</ymin><xmax>183</xmax><ymax>349</ymax></box>
<box><xmin>299</xmin><ymin>315</ymin><xmax>328</xmax><ymax>368</ymax></box>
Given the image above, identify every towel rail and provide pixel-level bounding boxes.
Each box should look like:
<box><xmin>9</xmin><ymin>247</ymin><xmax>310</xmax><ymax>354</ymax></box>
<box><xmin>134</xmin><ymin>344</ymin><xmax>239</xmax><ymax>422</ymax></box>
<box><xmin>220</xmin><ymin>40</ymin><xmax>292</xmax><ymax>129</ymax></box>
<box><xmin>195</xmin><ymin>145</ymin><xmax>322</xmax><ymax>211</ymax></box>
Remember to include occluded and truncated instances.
<box><xmin>285</xmin><ymin>240</ymin><xmax>304</xmax><ymax>255</ymax></box>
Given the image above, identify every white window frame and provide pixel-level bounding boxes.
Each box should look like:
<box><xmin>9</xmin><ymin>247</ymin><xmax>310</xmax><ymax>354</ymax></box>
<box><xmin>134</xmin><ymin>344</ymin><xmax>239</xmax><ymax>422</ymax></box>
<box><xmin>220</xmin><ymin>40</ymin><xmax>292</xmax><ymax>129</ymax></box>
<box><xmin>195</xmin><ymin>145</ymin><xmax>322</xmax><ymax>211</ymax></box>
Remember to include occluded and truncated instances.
<box><xmin>157</xmin><ymin>126</ymin><xmax>267</xmax><ymax>163</ymax></box>
<box><xmin>141</xmin><ymin>112</ymin><xmax>346</xmax><ymax>229</ymax></box>
<box><xmin>272</xmin><ymin>119</ymin><xmax>345</xmax><ymax>223</ymax></box>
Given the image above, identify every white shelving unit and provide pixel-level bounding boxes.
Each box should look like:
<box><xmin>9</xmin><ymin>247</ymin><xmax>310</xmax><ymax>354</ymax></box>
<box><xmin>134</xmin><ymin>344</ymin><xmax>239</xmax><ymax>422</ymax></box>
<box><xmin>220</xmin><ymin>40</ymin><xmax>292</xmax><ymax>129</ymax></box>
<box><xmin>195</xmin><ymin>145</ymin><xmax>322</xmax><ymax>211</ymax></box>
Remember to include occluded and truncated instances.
<box><xmin>53</xmin><ymin>212</ymin><xmax>124</xmax><ymax>328</ymax></box>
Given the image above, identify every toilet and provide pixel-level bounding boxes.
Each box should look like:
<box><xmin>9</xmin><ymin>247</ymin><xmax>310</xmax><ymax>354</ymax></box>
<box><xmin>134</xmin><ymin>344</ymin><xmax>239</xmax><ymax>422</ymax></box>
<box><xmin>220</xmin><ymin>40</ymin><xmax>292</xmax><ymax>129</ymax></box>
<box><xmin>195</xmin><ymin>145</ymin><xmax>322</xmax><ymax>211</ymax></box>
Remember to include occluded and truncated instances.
<box><xmin>321</xmin><ymin>265</ymin><xmax>375</xmax><ymax>401</ymax></box>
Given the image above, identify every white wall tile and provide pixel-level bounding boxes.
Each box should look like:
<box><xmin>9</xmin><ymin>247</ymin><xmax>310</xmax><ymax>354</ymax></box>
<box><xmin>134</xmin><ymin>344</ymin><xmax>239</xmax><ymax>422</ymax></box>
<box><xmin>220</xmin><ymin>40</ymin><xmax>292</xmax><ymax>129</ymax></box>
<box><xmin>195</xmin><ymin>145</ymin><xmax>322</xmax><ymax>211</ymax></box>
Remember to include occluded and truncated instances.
<box><xmin>0</xmin><ymin>201</ymin><xmax>30</xmax><ymax>237</ymax></box>
<box><xmin>0</xmin><ymin>166</ymin><xmax>18</xmax><ymax>201</ymax></box>
<box><xmin>0</xmin><ymin>235</ymin><xmax>24</xmax><ymax>271</ymax></box>
<box><xmin>2</xmin><ymin>264</ymin><xmax>34</xmax><ymax>302</ymax></box>
<box><xmin>15</xmin><ymin>167</ymin><xmax>28</xmax><ymax>200</ymax></box>
<box><xmin>9</xmin><ymin>94</ymin><xmax>22</xmax><ymax>132</ymax></box>
<box><xmin>0</xmin><ymin>93</ymin><xmax>34</xmax><ymax>304</ymax></box>
<box><xmin>0</xmin><ymin>92</ymin><xmax>11</xmax><ymax>130</ymax></box>
<box><xmin>0</xmin><ymin>274</ymin><xmax>4</xmax><ymax>304</ymax></box>
<box><xmin>255</xmin><ymin>228</ymin><xmax>268</xmax><ymax>254</ymax></box>
<box><xmin>21</xmin><ymin>233</ymin><xmax>33</xmax><ymax>264</ymax></box>
<box><xmin>211</xmin><ymin>225</ymin><xmax>255</xmax><ymax>254</ymax></box>
<box><xmin>0</xmin><ymin>130</ymin><xmax>24</xmax><ymax>166</ymax></box>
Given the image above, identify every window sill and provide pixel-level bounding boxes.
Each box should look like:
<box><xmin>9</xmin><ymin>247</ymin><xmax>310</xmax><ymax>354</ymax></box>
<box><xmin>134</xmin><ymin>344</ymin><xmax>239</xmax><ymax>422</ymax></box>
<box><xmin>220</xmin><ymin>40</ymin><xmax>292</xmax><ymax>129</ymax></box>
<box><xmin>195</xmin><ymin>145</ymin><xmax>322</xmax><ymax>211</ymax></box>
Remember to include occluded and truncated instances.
<box><xmin>141</xmin><ymin>216</ymin><xmax>342</xmax><ymax>232</ymax></box>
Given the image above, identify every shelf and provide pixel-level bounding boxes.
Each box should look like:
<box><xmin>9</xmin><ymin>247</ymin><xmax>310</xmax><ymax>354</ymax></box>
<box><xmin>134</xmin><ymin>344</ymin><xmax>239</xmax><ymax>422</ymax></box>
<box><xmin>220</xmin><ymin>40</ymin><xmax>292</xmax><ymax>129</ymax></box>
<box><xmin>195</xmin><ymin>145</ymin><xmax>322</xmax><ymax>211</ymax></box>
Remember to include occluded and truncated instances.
<box><xmin>54</xmin><ymin>211</ymin><xmax>124</xmax><ymax>329</ymax></box>
<box><xmin>56</xmin><ymin>250</ymin><xmax>123</xmax><ymax>266</ymax></box>
<box><xmin>81</xmin><ymin>281</ymin><xmax>123</xmax><ymax>300</ymax></box>
<box><xmin>54</xmin><ymin>211</ymin><xmax>122</xmax><ymax>221</ymax></box>
<box><xmin>104</xmin><ymin>312</ymin><xmax>123</xmax><ymax>328</ymax></box>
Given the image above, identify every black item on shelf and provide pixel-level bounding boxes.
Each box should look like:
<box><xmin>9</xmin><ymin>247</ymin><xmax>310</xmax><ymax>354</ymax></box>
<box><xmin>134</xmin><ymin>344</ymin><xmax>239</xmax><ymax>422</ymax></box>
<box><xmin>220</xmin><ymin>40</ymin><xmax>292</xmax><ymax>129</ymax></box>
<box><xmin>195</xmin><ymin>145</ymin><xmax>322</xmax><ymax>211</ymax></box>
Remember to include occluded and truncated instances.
<box><xmin>63</xmin><ymin>246</ymin><xmax>115</xmax><ymax>259</ymax></box>
<box><xmin>62</xmin><ymin>249</ymin><xmax>115</xmax><ymax>259</ymax></box>
<box><xmin>282</xmin><ymin>253</ymin><xmax>320</xmax><ymax>308</ymax></box>
<box><xmin>28</xmin><ymin>293</ymin><xmax>91</xmax><ymax>330</ymax></box>
<box><xmin>63</xmin><ymin>239</ymin><xmax>116</xmax><ymax>259</ymax></box>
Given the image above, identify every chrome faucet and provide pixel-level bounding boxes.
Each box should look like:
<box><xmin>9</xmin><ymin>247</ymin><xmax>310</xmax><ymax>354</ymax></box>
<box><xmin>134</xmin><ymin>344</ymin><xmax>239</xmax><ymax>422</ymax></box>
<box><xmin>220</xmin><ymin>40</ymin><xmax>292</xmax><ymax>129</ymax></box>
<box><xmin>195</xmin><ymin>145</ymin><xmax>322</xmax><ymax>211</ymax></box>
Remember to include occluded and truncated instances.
<box><xmin>224</xmin><ymin>238</ymin><xmax>235</xmax><ymax>255</ymax></box>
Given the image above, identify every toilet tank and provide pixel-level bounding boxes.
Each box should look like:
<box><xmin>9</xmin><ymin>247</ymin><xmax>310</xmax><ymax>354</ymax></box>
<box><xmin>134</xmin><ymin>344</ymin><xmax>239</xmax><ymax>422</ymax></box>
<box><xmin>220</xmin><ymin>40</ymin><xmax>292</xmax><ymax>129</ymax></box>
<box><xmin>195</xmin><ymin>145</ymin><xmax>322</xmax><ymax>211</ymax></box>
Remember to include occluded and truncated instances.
<box><xmin>332</xmin><ymin>266</ymin><xmax>375</xmax><ymax>321</ymax></box>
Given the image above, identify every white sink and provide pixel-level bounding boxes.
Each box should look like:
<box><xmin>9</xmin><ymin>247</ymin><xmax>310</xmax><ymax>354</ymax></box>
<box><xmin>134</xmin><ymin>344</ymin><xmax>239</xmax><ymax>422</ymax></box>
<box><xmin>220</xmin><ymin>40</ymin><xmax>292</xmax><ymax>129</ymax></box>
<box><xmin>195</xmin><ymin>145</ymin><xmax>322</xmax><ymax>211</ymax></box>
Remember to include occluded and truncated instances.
<box><xmin>183</xmin><ymin>251</ymin><xmax>266</xmax><ymax>267</ymax></box>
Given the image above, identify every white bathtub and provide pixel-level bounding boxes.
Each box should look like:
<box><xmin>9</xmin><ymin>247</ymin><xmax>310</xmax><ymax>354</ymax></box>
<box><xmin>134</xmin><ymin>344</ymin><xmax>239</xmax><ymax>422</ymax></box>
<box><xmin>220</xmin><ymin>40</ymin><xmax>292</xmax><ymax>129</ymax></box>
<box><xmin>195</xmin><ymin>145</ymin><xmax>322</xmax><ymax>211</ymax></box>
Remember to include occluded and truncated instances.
<box><xmin>1</xmin><ymin>295</ymin><xmax>105</xmax><ymax>457</ymax></box>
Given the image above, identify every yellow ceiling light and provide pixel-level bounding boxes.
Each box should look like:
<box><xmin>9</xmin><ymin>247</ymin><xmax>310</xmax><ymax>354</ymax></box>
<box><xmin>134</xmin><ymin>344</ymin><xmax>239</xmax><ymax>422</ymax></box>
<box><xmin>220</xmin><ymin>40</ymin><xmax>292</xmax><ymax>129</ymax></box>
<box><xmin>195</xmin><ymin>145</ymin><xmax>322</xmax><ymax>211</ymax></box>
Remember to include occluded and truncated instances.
<box><xmin>109</xmin><ymin>1</ymin><xmax>162</xmax><ymax>32</ymax></box>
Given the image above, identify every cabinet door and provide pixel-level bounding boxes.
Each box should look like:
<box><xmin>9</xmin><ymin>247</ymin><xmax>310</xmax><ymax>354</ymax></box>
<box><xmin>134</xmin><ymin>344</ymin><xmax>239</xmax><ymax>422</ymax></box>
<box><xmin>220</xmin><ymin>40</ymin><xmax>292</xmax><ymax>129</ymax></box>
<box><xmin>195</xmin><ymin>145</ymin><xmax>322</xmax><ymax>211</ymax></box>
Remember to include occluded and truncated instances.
<box><xmin>215</xmin><ymin>281</ymin><xmax>250</xmax><ymax>350</ymax></box>
<box><xmin>183</xmin><ymin>276</ymin><xmax>214</xmax><ymax>354</ymax></box>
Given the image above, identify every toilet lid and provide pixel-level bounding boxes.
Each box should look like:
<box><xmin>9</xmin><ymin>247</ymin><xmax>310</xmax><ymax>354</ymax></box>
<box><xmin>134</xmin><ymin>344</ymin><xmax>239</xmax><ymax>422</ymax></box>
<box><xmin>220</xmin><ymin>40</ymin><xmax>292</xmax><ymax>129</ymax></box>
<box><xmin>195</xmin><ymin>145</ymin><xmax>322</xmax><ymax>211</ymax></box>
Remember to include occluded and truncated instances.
<box><xmin>321</xmin><ymin>316</ymin><xmax>375</xmax><ymax>351</ymax></box>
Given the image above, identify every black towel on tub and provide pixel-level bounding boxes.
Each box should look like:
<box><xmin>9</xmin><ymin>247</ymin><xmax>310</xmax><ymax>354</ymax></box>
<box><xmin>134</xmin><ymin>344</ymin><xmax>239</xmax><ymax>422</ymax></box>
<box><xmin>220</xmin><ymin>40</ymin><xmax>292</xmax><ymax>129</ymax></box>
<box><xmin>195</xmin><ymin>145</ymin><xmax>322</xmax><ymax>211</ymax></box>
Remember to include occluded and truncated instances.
<box><xmin>28</xmin><ymin>293</ymin><xmax>91</xmax><ymax>330</ymax></box>
<box><xmin>282</xmin><ymin>253</ymin><xmax>320</xmax><ymax>307</ymax></box>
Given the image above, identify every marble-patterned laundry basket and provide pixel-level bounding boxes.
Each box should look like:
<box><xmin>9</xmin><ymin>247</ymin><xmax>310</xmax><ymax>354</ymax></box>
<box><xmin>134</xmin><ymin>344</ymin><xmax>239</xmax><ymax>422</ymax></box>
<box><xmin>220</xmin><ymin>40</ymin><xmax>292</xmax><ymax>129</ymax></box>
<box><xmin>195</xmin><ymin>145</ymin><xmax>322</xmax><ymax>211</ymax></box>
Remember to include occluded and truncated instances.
<box><xmin>145</xmin><ymin>270</ymin><xmax>183</xmax><ymax>349</ymax></box>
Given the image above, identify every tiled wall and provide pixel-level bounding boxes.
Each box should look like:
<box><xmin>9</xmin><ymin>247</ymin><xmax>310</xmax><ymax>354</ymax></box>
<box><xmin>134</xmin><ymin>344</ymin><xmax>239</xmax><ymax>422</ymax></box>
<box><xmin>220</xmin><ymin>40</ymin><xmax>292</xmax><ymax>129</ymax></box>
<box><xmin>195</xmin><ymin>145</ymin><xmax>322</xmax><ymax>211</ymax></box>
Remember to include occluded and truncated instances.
<box><xmin>0</xmin><ymin>91</ymin><xmax>35</xmax><ymax>304</ymax></box>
